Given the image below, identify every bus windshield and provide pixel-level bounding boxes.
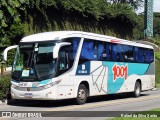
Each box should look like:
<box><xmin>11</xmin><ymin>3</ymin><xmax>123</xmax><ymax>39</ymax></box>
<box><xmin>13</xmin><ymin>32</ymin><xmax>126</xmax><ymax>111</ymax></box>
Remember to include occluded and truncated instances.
<box><xmin>12</xmin><ymin>41</ymin><xmax>58</xmax><ymax>81</ymax></box>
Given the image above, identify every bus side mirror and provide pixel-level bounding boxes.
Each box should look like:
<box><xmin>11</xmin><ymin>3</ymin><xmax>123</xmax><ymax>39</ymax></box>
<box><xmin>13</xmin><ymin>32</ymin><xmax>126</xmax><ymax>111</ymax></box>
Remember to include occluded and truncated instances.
<box><xmin>3</xmin><ymin>45</ymin><xmax>18</xmax><ymax>61</ymax></box>
<box><xmin>53</xmin><ymin>42</ymin><xmax>71</xmax><ymax>59</ymax></box>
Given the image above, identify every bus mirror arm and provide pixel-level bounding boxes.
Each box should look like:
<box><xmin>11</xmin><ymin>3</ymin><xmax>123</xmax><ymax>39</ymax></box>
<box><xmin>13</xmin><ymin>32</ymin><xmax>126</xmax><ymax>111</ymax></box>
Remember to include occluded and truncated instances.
<box><xmin>3</xmin><ymin>45</ymin><xmax>18</xmax><ymax>61</ymax></box>
<box><xmin>53</xmin><ymin>42</ymin><xmax>71</xmax><ymax>59</ymax></box>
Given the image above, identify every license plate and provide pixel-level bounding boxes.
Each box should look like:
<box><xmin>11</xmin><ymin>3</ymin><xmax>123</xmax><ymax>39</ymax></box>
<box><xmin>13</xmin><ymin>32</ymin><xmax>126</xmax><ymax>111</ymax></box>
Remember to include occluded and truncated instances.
<box><xmin>19</xmin><ymin>83</ymin><xmax>28</xmax><ymax>87</ymax></box>
<box><xmin>25</xmin><ymin>93</ymin><xmax>33</xmax><ymax>98</ymax></box>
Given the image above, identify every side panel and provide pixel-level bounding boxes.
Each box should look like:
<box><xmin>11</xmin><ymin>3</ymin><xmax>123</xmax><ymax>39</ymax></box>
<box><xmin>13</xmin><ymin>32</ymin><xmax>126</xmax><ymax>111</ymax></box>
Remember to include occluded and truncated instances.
<box><xmin>102</xmin><ymin>61</ymin><xmax>153</xmax><ymax>94</ymax></box>
<box><xmin>74</xmin><ymin>60</ymin><xmax>154</xmax><ymax>97</ymax></box>
<box><xmin>57</xmin><ymin>74</ymin><xmax>74</xmax><ymax>99</ymax></box>
<box><xmin>75</xmin><ymin>61</ymin><xmax>108</xmax><ymax>96</ymax></box>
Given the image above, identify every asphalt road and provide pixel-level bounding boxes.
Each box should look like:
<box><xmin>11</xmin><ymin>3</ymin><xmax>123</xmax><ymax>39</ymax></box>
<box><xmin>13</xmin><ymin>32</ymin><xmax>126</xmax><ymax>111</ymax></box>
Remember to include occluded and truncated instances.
<box><xmin>0</xmin><ymin>89</ymin><xmax>160</xmax><ymax>120</ymax></box>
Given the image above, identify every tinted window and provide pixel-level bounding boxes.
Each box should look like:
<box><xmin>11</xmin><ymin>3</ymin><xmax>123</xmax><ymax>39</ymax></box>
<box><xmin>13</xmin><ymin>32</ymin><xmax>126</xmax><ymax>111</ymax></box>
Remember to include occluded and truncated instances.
<box><xmin>79</xmin><ymin>39</ymin><xmax>154</xmax><ymax>64</ymax></box>
<box><xmin>145</xmin><ymin>49</ymin><xmax>154</xmax><ymax>63</ymax></box>
<box><xmin>138</xmin><ymin>48</ymin><xmax>144</xmax><ymax>62</ymax></box>
<box><xmin>97</xmin><ymin>42</ymin><xmax>104</xmax><ymax>60</ymax></box>
<box><xmin>134</xmin><ymin>47</ymin><xmax>139</xmax><ymax>62</ymax></box>
<box><xmin>80</xmin><ymin>40</ymin><xmax>95</xmax><ymax>60</ymax></box>
<box><xmin>106</xmin><ymin>43</ymin><xmax>111</xmax><ymax>60</ymax></box>
<box><xmin>123</xmin><ymin>45</ymin><xmax>134</xmax><ymax>62</ymax></box>
<box><xmin>111</xmin><ymin>44</ymin><xmax>117</xmax><ymax>61</ymax></box>
<box><xmin>117</xmin><ymin>44</ymin><xmax>124</xmax><ymax>61</ymax></box>
<box><xmin>58</xmin><ymin>37</ymin><xmax>80</xmax><ymax>75</ymax></box>
<box><xmin>62</xmin><ymin>37</ymin><xmax>80</xmax><ymax>60</ymax></box>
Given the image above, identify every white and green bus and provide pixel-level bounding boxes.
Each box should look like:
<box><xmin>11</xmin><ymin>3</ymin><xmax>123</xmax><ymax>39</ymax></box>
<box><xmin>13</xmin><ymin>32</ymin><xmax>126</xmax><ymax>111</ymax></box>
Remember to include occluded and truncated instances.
<box><xmin>4</xmin><ymin>31</ymin><xmax>155</xmax><ymax>104</ymax></box>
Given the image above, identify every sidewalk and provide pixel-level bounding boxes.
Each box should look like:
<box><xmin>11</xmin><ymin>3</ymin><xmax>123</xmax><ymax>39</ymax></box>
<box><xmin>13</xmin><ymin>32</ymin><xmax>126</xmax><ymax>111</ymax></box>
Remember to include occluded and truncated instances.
<box><xmin>0</xmin><ymin>100</ymin><xmax>7</xmax><ymax>105</ymax></box>
<box><xmin>0</xmin><ymin>67</ymin><xmax>12</xmax><ymax>76</ymax></box>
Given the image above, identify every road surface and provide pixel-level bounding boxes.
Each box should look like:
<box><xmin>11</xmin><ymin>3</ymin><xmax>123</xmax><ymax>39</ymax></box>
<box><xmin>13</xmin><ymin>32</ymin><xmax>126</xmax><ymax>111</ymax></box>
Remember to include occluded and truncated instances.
<box><xmin>0</xmin><ymin>89</ymin><xmax>160</xmax><ymax>120</ymax></box>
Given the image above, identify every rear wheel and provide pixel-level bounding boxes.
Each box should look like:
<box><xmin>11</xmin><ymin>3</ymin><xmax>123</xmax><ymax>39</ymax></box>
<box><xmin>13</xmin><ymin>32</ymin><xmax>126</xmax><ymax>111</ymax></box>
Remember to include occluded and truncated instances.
<box><xmin>133</xmin><ymin>81</ymin><xmax>141</xmax><ymax>97</ymax></box>
<box><xmin>75</xmin><ymin>84</ymin><xmax>88</xmax><ymax>105</ymax></box>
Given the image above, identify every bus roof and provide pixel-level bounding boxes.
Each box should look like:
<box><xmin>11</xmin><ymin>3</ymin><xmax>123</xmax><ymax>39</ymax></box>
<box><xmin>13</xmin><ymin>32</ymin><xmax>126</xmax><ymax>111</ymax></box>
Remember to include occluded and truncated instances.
<box><xmin>21</xmin><ymin>31</ymin><xmax>153</xmax><ymax>49</ymax></box>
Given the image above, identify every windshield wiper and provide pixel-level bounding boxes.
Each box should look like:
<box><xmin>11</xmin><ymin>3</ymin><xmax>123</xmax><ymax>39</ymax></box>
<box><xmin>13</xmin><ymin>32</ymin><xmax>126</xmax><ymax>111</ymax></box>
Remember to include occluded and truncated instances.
<box><xmin>33</xmin><ymin>58</ymin><xmax>41</xmax><ymax>80</ymax></box>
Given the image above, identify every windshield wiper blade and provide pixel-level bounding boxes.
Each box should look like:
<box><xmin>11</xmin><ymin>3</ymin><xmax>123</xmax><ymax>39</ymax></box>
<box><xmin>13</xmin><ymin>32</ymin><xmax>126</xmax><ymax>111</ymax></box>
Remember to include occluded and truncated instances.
<box><xmin>32</xmin><ymin>59</ymin><xmax>41</xmax><ymax>80</ymax></box>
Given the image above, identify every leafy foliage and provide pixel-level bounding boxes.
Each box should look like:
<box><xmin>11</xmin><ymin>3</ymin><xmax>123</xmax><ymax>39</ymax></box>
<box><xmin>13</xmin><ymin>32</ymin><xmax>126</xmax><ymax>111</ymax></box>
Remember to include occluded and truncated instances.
<box><xmin>155</xmin><ymin>52</ymin><xmax>160</xmax><ymax>61</ymax></box>
<box><xmin>154</xmin><ymin>12</ymin><xmax>160</xmax><ymax>37</ymax></box>
<box><xmin>0</xmin><ymin>0</ymin><xmax>141</xmax><ymax>47</ymax></box>
<box><xmin>133</xmin><ymin>14</ymin><xmax>144</xmax><ymax>40</ymax></box>
<box><xmin>57</xmin><ymin>0</ymin><xmax>138</xmax><ymax>25</ymax></box>
<box><xmin>0</xmin><ymin>75</ymin><xmax>11</xmax><ymax>100</ymax></box>
<box><xmin>133</xmin><ymin>12</ymin><xmax>160</xmax><ymax>40</ymax></box>
<box><xmin>7</xmin><ymin>49</ymin><xmax>16</xmax><ymax>67</ymax></box>
<box><xmin>107</xmin><ymin>0</ymin><xmax>144</xmax><ymax>10</ymax></box>
<box><xmin>0</xmin><ymin>0</ymin><xmax>25</xmax><ymax>46</ymax></box>
<box><xmin>155</xmin><ymin>60</ymin><xmax>160</xmax><ymax>88</ymax></box>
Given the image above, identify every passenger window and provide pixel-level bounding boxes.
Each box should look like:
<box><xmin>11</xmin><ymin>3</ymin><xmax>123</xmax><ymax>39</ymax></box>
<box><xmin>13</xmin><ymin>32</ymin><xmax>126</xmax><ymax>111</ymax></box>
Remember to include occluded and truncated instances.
<box><xmin>72</xmin><ymin>38</ymin><xmax>80</xmax><ymax>59</ymax></box>
<box><xmin>97</xmin><ymin>42</ymin><xmax>104</xmax><ymax>60</ymax></box>
<box><xmin>145</xmin><ymin>49</ymin><xmax>154</xmax><ymax>63</ymax></box>
<box><xmin>111</xmin><ymin>44</ymin><xmax>117</xmax><ymax>61</ymax></box>
<box><xmin>134</xmin><ymin>47</ymin><xmax>139</xmax><ymax>62</ymax></box>
<box><xmin>80</xmin><ymin>40</ymin><xmax>95</xmax><ymax>60</ymax></box>
<box><xmin>138</xmin><ymin>48</ymin><xmax>144</xmax><ymax>62</ymax></box>
<box><xmin>106</xmin><ymin>43</ymin><xmax>111</xmax><ymax>61</ymax></box>
<box><xmin>117</xmin><ymin>44</ymin><xmax>124</xmax><ymax>62</ymax></box>
<box><xmin>123</xmin><ymin>45</ymin><xmax>134</xmax><ymax>62</ymax></box>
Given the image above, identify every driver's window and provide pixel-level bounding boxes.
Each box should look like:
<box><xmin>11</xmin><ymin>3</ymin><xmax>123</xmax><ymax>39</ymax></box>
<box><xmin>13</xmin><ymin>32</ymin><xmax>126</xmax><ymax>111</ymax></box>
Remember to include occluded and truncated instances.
<box><xmin>59</xmin><ymin>51</ymin><xmax>68</xmax><ymax>70</ymax></box>
<box><xmin>57</xmin><ymin>37</ymin><xmax>80</xmax><ymax>75</ymax></box>
<box><xmin>58</xmin><ymin>46</ymin><xmax>69</xmax><ymax>72</ymax></box>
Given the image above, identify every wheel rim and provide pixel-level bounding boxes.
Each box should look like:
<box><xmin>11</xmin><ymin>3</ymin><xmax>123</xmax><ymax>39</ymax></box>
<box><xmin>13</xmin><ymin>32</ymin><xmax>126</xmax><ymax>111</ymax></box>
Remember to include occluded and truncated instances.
<box><xmin>135</xmin><ymin>84</ymin><xmax>140</xmax><ymax>95</ymax></box>
<box><xmin>79</xmin><ymin>89</ymin><xmax>86</xmax><ymax>100</ymax></box>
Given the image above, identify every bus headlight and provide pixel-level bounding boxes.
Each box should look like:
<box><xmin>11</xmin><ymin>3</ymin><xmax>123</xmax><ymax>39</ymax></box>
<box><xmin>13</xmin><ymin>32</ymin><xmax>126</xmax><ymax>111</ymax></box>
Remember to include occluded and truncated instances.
<box><xmin>11</xmin><ymin>84</ymin><xmax>18</xmax><ymax>88</ymax></box>
<box><xmin>42</xmin><ymin>79</ymin><xmax>61</xmax><ymax>89</ymax></box>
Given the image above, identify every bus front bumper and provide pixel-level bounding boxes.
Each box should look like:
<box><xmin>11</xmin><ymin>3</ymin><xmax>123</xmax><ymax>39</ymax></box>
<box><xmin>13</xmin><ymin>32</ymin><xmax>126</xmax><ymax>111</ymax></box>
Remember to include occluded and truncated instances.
<box><xmin>11</xmin><ymin>86</ymin><xmax>58</xmax><ymax>100</ymax></box>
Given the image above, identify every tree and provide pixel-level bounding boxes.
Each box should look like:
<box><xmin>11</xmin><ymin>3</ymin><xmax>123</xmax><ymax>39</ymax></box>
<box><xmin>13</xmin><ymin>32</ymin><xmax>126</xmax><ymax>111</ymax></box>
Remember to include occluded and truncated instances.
<box><xmin>0</xmin><ymin>0</ymin><xmax>140</xmax><ymax>47</ymax></box>
<box><xmin>0</xmin><ymin>0</ymin><xmax>26</xmax><ymax>46</ymax></box>
<box><xmin>154</xmin><ymin>12</ymin><xmax>160</xmax><ymax>37</ymax></box>
<box><xmin>107</xmin><ymin>0</ymin><xmax>144</xmax><ymax>9</ymax></box>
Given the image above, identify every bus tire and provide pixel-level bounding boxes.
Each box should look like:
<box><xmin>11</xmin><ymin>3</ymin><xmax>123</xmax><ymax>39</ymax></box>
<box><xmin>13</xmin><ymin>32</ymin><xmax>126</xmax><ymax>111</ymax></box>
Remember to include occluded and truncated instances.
<box><xmin>75</xmin><ymin>84</ymin><xmax>88</xmax><ymax>105</ymax></box>
<box><xmin>133</xmin><ymin>81</ymin><xmax>141</xmax><ymax>97</ymax></box>
<box><xmin>7</xmin><ymin>98</ymin><xmax>18</xmax><ymax>105</ymax></box>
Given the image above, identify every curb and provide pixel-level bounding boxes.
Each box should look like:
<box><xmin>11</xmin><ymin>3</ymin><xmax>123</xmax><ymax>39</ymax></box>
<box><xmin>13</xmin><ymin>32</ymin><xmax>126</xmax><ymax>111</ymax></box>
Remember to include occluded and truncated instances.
<box><xmin>152</xmin><ymin>88</ymin><xmax>159</xmax><ymax>91</ymax></box>
<box><xmin>0</xmin><ymin>99</ymin><xmax>7</xmax><ymax>105</ymax></box>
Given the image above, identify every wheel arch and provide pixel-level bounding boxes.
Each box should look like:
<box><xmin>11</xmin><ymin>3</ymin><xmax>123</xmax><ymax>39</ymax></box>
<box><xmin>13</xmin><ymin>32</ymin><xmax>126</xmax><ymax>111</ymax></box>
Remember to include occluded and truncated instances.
<box><xmin>136</xmin><ymin>79</ymin><xmax>142</xmax><ymax>91</ymax></box>
<box><xmin>76</xmin><ymin>81</ymin><xmax>90</xmax><ymax>96</ymax></box>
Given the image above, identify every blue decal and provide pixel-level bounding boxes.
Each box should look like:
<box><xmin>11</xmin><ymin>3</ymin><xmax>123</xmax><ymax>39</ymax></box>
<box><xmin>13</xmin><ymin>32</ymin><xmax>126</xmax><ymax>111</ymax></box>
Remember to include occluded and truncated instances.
<box><xmin>32</xmin><ymin>79</ymin><xmax>51</xmax><ymax>88</ymax></box>
<box><xmin>76</xmin><ymin>62</ymin><xmax>90</xmax><ymax>75</ymax></box>
<box><xmin>39</xmin><ymin>79</ymin><xmax>51</xmax><ymax>85</ymax></box>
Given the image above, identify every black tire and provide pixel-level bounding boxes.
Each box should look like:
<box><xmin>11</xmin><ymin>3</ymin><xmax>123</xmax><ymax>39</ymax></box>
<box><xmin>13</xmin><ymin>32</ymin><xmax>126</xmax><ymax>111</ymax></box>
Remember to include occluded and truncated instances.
<box><xmin>7</xmin><ymin>89</ymin><xmax>13</xmax><ymax>105</ymax></box>
<box><xmin>133</xmin><ymin>81</ymin><xmax>141</xmax><ymax>97</ymax></box>
<box><xmin>7</xmin><ymin>92</ymin><xmax>21</xmax><ymax>105</ymax></box>
<box><xmin>7</xmin><ymin>99</ymin><xmax>15</xmax><ymax>105</ymax></box>
<box><xmin>75</xmin><ymin>84</ymin><xmax>88</xmax><ymax>105</ymax></box>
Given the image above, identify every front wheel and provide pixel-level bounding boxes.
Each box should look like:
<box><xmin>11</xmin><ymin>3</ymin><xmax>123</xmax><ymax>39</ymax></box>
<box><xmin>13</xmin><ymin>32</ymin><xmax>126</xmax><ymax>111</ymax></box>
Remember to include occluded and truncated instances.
<box><xmin>75</xmin><ymin>84</ymin><xmax>88</xmax><ymax>105</ymax></box>
<box><xmin>133</xmin><ymin>81</ymin><xmax>141</xmax><ymax>97</ymax></box>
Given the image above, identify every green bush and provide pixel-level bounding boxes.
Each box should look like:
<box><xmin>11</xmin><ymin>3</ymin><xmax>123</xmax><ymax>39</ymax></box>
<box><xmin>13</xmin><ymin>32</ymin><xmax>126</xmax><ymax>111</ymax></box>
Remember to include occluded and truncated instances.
<box><xmin>155</xmin><ymin>52</ymin><xmax>160</xmax><ymax>61</ymax></box>
<box><xmin>7</xmin><ymin>49</ymin><xmax>16</xmax><ymax>67</ymax></box>
<box><xmin>155</xmin><ymin>60</ymin><xmax>160</xmax><ymax>88</ymax></box>
<box><xmin>0</xmin><ymin>75</ymin><xmax>11</xmax><ymax>100</ymax></box>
